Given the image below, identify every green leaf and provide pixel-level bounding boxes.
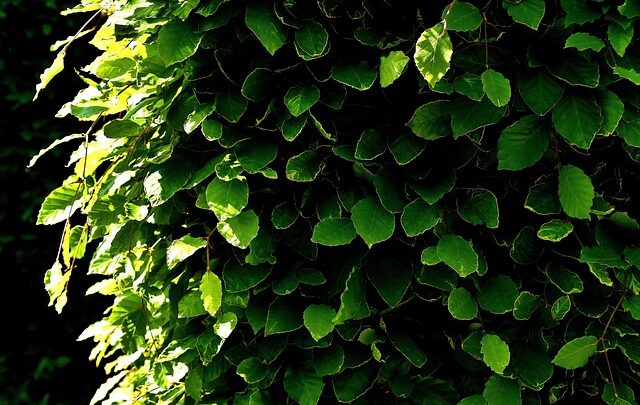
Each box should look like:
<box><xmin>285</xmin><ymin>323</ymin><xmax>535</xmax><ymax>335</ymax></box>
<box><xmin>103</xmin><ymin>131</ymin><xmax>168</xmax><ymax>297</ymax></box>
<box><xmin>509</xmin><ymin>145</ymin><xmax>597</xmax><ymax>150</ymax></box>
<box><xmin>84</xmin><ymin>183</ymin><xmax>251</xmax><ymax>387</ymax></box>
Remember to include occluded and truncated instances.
<box><xmin>34</xmin><ymin>50</ymin><xmax>65</xmax><ymax>100</ymax></box>
<box><xmin>185</xmin><ymin>103</ymin><xmax>216</xmax><ymax>134</ymax></box>
<box><xmin>202</xmin><ymin>119</ymin><xmax>223</xmax><ymax>141</ymax></box>
<box><xmin>401</xmin><ymin>199</ymin><xmax>441</xmax><ymax>237</ymax></box>
<box><xmin>407</xmin><ymin>100</ymin><xmax>452</xmax><ymax>140</ymax></box>
<box><xmin>185</xmin><ymin>367</ymin><xmax>203</xmax><ymax>400</ymax></box>
<box><xmin>548</xmin><ymin>55</ymin><xmax>599</xmax><ymax>88</ymax></box>
<box><xmin>388</xmin><ymin>133</ymin><xmax>425</xmax><ymax>165</ymax></box>
<box><xmin>580</xmin><ymin>246</ymin><xmax>629</xmax><ymax>269</ymax></box>
<box><xmin>217</xmin><ymin>210</ymin><xmax>259</xmax><ymax>249</ymax></box>
<box><xmin>454</xmin><ymin>74</ymin><xmax>484</xmax><ymax>101</ymax></box>
<box><xmin>332</xmin><ymin>364</ymin><xmax>378</xmax><ymax>402</ymax></box>
<box><xmin>144</xmin><ymin>157</ymin><xmax>193</xmax><ymax>206</ymax></box>
<box><xmin>280</xmin><ymin>114</ymin><xmax>308</xmax><ymax>142</ymax></box>
<box><xmin>458</xmin><ymin>396</ymin><xmax>486</xmax><ymax>405</ymax></box>
<box><xmin>443</xmin><ymin>2</ymin><xmax>483</xmax><ymax>32</ymax></box>
<box><xmin>331</xmin><ymin>63</ymin><xmax>377</xmax><ymax>91</ymax></box>
<box><xmin>223</xmin><ymin>262</ymin><xmax>271</xmax><ymax>293</ymax></box>
<box><xmin>236</xmin><ymin>357</ymin><xmax>268</xmax><ymax>384</ymax></box>
<box><xmin>333</xmin><ymin>267</ymin><xmax>369</xmax><ymax>324</ymax></box>
<box><xmin>242</xmin><ymin>68</ymin><xmax>273</xmax><ymax>101</ymax></box>
<box><xmin>296</xmin><ymin>268</ymin><xmax>326</xmax><ymax>286</ymax></box>
<box><xmin>373</xmin><ymin>168</ymin><xmax>407</xmax><ymax>214</ymax></box>
<box><xmin>481</xmin><ymin>69</ymin><xmax>512</xmax><ymax>107</ymax></box>
<box><xmin>414</xmin><ymin>24</ymin><xmax>453</xmax><ymax>86</ymax></box>
<box><xmin>481</xmin><ymin>334</ymin><xmax>511</xmax><ymax>374</ymax></box>
<box><xmin>167</xmin><ymin>235</ymin><xmax>207</xmax><ymax>270</ymax></box>
<box><xmin>478</xmin><ymin>275</ymin><xmax>519</xmax><ymax>314</ymax></box>
<box><xmin>451</xmin><ymin>97</ymin><xmax>506</xmax><ymax>137</ymax></box>
<box><xmin>411</xmin><ymin>167</ymin><xmax>456</xmax><ymax>204</ymax></box>
<box><xmin>200</xmin><ymin>271</ymin><xmax>222</xmax><ymax>317</ymax></box>
<box><xmin>551</xmin><ymin>295</ymin><xmax>571</xmax><ymax>320</ymax></box>
<box><xmin>380</xmin><ymin>51</ymin><xmax>410</xmax><ymax>88</ymax></box>
<box><xmin>265</xmin><ymin>297</ymin><xmax>303</xmax><ymax>336</ymax></box>
<box><xmin>558</xmin><ymin>165</ymin><xmax>594</xmax><ymax>219</ymax></box>
<box><xmin>271</xmin><ymin>203</ymin><xmax>298</xmax><ymax>229</ymax></box>
<box><xmin>608</xmin><ymin>22</ymin><xmax>634</xmax><ymax>57</ymax></box>
<box><xmin>503</xmin><ymin>0</ymin><xmax>545</xmax><ymax>30</ymax></box>
<box><xmin>623</xmin><ymin>296</ymin><xmax>640</xmax><ymax>320</ymax></box>
<box><xmin>447</xmin><ymin>287</ymin><xmax>478</xmax><ymax>320</ymax></box>
<box><xmin>537</xmin><ymin>219</ymin><xmax>574</xmax><ymax>242</ymax></box>
<box><xmin>367</xmin><ymin>256</ymin><xmax>412</xmax><ymax>308</ymax></box>
<box><xmin>613</xmin><ymin>65</ymin><xmax>640</xmax><ymax>85</ymax></box>
<box><xmin>303</xmin><ymin>304</ymin><xmax>336</xmax><ymax>341</ymax></box>
<box><xmin>284</xmin><ymin>85</ymin><xmax>321</xmax><ymax>117</ymax></box>
<box><xmin>386</xmin><ymin>323</ymin><xmax>427</xmax><ymax>367</ymax></box>
<box><xmin>313</xmin><ymin>345</ymin><xmax>344</xmax><ymax>376</ymax></box>
<box><xmin>525</xmin><ymin>180</ymin><xmax>561</xmax><ymax>215</ymax></box>
<box><xmin>155</xmin><ymin>20</ymin><xmax>202</xmax><ymax>66</ymax></box>
<box><xmin>456</xmin><ymin>188</ymin><xmax>500</xmax><ymax>228</ymax></box>
<box><xmin>295</xmin><ymin>21</ymin><xmax>329</xmax><ymax>60</ymax></box>
<box><xmin>619</xmin><ymin>0</ymin><xmax>640</xmax><ymax>17</ymax></box>
<box><xmin>234</xmin><ymin>140</ymin><xmax>278</xmax><ymax>173</ymax></box>
<box><xmin>178</xmin><ymin>292</ymin><xmax>207</xmax><ymax>318</ymax></box>
<box><xmin>44</xmin><ymin>261</ymin><xmax>69</xmax><ymax>312</ymax></box>
<box><xmin>214</xmin><ymin>312</ymin><xmax>237</xmax><ymax>339</ymax></box>
<box><xmin>517</xmin><ymin>71</ymin><xmax>564</xmax><ymax>116</ymax></box>
<box><xmin>355</xmin><ymin>129</ymin><xmax>386</xmax><ymax>160</ymax></box>
<box><xmin>286</xmin><ymin>151</ymin><xmax>323</xmax><ymax>182</ymax></box>
<box><xmin>618</xmin><ymin>119</ymin><xmax>640</xmax><ymax>147</ymax></box>
<box><xmin>545</xmin><ymin>262</ymin><xmax>584</xmax><ymax>294</ymax></box>
<box><xmin>512</xmin><ymin>346</ymin><xmax>553</xmax><ymax>390</ymax></box>
<box><xmin>552</xmin><ymin>336</ymin><xmax>598</xmax><ymax>369</ymax></box>
<box><xmin>245</xmin><ymin>3</ymin><xmax>287</xmax><ymax>55</ymax></box>
<box><xmin>564</xmin><ymin>32</ymin><xmax>605</xmax><ymax>52</ymax></box>
<box><xmin>483</xmin><ymin>375</ymin><xmax>521</xmax><ymax>405</ymax></box>
<box><xmin>312</xmin><ymin>218</ymin><xmax>357</xmax><ymax>246</ymax></box>
<box><xmin>513</xmin><ymin>291</ymin><xmax>542</xmax><ymax>320</ymax></box>
<box><xmin>351</xmin><ymin>196</ymin><xmax>395</xmax><ymax>248</ymax></box>
<box><xmin>598</xmin><ymin>89</ymin><xmax>625</xmax><ymax>135</ymax></box>
<box><xmin>205</xmin><ymin>177</ymin><xmax>248</xmax><ymax>221</ymax></box>
<box><xmin>497</xmin><ymin>115</ymin><xmax>550</xmax><ymax>170</ymax></box>
<box><xmin>437</xmin><ymin>235</ymin><xmax>478</xmax><ymax>277</ymax></box>
<box><xmin>284</xmin><ymin>362</ymin><xmax>324</xmax><ymax>405</ymax></box>
<box><xmin>37</xmin><ymin>183</ymin><xmax>83</xmax><ymax>225</ymax></box>
<box><xmin>551</xmin><ymin>94</ymin><xmax>603</xmax><ymax>149</ymax></box>
<box><xmin>510</xmin><ymin>226</ymin><xmax>543</xmax><ymax>265</ymax></box>
<box><xmin>215</xmin><ymin>90</ymin><xmax>248</xmax><ymax>123</ymax></box>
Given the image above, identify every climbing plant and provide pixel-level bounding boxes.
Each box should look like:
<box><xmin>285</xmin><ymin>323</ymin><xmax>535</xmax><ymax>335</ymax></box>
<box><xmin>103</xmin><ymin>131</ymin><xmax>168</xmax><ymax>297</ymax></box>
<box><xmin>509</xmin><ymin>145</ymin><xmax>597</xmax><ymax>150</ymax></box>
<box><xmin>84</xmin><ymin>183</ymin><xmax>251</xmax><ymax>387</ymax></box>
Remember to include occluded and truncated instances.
<box><xmin>34</xmin><ymin>0</ymin><xmax>640</xmax><ymax>403</ymax></box>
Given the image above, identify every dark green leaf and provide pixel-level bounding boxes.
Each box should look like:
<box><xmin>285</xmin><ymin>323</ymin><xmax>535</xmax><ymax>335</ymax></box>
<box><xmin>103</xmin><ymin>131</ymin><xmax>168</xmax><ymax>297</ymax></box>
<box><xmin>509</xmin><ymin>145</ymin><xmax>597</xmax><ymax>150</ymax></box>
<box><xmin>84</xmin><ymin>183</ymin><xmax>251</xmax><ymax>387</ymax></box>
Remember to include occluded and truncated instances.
<box><xmin>447</xmin><ymin>287</ymin><xmax>478</xmax><ymax>320</ymax></box>
<box><xmin>245</xmin><ymin>3</ymin><xmax>287</xmax><ymax>55</ymax></box>
<box><xmin>497</xmin><ymin>115</ymin><xmax>550</xmax><ymax>170</ymax></box>
<box><xmin>331</xmin><ymin>63</ymin><xmax>377</xmax><ymax>90</ymax></box>
<box><xmin>517</xmin><ymin>71</ymin><xmax>564</xmax><ymax>115</ymax></box>
<box><xmin>478</xmin><ymin>275</ymin><xmax>519</xmax><ymax>314</ymax></box>
<box><xmin>401</xmin><ymin>199</ymin><xmax>441</xmax><ymax>237</ymax></box>
<box><xmin>351</xmin><ymin>196</ymin><xmax>395</xmax><ymax>248</ymax></box>
<box><xmin>456</xmin><ymin>188</ymin><xmax>499</xmax><ymax>228</ymax></box>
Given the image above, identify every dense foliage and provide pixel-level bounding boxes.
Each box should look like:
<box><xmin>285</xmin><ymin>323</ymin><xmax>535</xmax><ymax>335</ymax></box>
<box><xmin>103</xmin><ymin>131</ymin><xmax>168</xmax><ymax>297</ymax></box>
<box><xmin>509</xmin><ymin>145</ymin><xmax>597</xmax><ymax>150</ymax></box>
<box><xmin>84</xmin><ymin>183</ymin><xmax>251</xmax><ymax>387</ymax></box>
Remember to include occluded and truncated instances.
<box><xmin>36</xmin><ymin>0</ymin><xmax>640</xmax><ymax>403</ymax></box>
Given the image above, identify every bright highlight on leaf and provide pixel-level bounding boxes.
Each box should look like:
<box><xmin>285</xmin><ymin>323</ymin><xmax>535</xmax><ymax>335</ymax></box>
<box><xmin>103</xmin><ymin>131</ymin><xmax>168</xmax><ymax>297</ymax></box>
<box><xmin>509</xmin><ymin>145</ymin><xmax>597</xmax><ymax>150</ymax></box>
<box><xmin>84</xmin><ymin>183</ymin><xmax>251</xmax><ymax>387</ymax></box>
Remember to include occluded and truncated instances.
<box><xmin>414</xmin><ymin>24</ymin><xmax>453</xmax><ymax>86</ymax></box>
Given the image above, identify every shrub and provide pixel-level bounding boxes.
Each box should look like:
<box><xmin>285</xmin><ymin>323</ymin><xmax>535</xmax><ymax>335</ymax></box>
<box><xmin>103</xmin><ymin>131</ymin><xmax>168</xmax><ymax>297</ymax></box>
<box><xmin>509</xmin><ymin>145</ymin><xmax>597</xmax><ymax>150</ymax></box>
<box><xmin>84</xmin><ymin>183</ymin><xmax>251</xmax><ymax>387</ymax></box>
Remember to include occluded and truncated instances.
<box><xmin>36</xmin><ymin>0</ymin><xmax>640</xmax><ymax>403</ymax></box>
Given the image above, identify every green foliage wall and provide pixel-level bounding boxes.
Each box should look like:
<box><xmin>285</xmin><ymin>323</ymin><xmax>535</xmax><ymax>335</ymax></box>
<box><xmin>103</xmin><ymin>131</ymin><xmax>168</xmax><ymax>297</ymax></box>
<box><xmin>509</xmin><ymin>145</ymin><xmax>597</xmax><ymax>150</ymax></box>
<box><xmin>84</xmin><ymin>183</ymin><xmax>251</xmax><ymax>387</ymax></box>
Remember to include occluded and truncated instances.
<box><xmin>36</xmin><ymin>0</ymin><xmax>640</xmax><ymax>403</ymax></box>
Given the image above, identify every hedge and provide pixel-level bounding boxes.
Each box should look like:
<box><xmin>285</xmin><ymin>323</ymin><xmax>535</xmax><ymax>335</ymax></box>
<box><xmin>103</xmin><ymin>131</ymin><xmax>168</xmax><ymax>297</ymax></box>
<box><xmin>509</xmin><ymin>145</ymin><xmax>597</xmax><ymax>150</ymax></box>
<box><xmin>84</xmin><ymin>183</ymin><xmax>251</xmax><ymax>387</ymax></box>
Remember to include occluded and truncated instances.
<box><xmin>35</xmin><ymin>0</ymin><xmax>640</xmax><ymax>404</ymax></box>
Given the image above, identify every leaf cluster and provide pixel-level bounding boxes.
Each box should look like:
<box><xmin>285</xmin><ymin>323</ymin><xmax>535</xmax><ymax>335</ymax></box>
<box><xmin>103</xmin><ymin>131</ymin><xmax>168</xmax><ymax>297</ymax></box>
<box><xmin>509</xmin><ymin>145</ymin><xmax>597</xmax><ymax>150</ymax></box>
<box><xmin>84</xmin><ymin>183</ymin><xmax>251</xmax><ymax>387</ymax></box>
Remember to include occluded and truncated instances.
<box><xmin>34</xmin><ymin>0</ymin><xmax>640</xmax><ymax>404</ymax></box>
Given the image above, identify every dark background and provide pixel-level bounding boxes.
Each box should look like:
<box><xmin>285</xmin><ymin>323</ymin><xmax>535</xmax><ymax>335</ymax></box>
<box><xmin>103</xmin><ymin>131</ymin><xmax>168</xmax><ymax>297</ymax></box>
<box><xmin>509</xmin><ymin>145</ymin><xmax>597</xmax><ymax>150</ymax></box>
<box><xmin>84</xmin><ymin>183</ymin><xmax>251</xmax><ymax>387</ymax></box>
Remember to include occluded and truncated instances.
<box><xmin>0</xmin><ymin>1</ymin><xmax>106</xmax><ymax>403</ymax></box>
